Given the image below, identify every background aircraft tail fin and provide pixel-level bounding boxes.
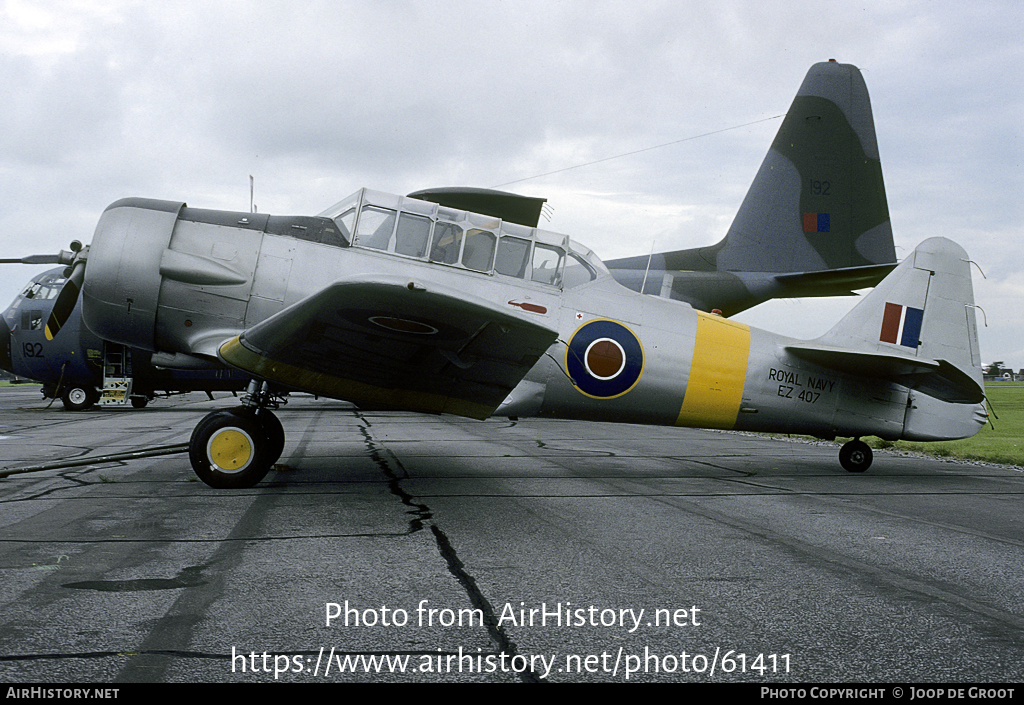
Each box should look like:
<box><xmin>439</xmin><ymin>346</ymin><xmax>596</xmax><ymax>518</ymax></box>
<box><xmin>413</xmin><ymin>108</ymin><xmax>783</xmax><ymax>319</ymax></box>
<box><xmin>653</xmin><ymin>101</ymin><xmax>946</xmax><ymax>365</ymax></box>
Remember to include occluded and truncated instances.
<box><xmin>607</xmin><ymin>60</ymin><xmax>897</xmax><ymax>315</ymax></box>
<box><xmin>714</xmin><ymin>59</ymin><xmax>895</xmax><ymax>273</ymax></box>
<box><xmin>792</xmin><ymin>237</ymin><xmax>983</xmax><ymax>404</ymax></box>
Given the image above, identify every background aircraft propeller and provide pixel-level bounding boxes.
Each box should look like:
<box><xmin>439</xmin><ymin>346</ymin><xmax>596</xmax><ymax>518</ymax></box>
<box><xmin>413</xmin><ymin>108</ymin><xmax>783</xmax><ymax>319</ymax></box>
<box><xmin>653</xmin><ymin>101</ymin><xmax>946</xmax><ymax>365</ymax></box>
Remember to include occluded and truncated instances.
<box><xmin>0</xmin><ymin>241</ymin><xmax>88</xmax><ymax>340</ymax></box>
<box><xmin>46</xmin><ymin>242</ymin><xmax>89</xmax><ymax>341</ymax></box>
<box><xmin>0</xmin><ymin>254</ymin><xmax>63</xmax><ymax>264</ymax></box>
<box><xmin>45</xmin><ymin>257</ymin><xmax>86</xmax><ymax>341</ymax></box>
<box><xmin>0</xmin><ymin>240</ymin><xmax>82</xmax><ymax>267</ymax></box>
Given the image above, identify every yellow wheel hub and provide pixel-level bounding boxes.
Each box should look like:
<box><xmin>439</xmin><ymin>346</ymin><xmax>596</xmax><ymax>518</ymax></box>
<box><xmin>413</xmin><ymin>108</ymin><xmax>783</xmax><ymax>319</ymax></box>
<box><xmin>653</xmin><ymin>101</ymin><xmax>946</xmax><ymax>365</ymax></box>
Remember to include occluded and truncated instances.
<box><xmin>207</xmin><ymin>428</ymin><xmax>254</xmax><ymax>472</ymax></box>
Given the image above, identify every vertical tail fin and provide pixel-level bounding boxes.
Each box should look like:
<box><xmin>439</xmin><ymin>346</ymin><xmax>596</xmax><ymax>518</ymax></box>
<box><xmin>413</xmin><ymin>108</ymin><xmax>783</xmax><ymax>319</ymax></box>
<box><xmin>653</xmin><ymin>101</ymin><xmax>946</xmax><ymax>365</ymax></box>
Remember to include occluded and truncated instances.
<box><xmin>607</xmin><ymin>60</ymin><xmax>897</xmax><ymax>314</ymax></box>
<box><xmin>716</xmin><ymin>60</ymin><xmax>895</xmax><ymax>272</ymax></box>
<box><xmin>808</xmin><ymin>237</ymin><xmax>984</xmax><ymax>404</ymax></box>
<box><xmin>787</xmin><ymin>237</ymin><xmax>987</xmax><ymax>441</ymax></box>
<box><xmin>818</xmin><ymin>239</ymin><xmax>980</xmax><ymax>364</ymax></box>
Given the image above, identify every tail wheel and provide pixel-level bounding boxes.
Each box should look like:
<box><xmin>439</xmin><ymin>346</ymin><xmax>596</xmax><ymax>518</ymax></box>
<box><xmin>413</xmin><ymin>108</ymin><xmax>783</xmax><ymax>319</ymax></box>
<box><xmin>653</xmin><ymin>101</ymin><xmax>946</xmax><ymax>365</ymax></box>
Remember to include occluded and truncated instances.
<box><xmin>189</xmin><ymin>409</ymin><xmax>273</xmax><ymax>488</ymax></box>
<box><xmin>839</xmin><ymin>439</ymin><xmax>873</xmax><ymax>473</ymax></box>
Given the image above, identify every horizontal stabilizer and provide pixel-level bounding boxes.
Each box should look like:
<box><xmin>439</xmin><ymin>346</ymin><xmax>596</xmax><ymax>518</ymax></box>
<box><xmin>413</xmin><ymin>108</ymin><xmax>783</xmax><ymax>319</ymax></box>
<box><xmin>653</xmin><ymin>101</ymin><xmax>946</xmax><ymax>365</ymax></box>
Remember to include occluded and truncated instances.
<box><xmin>407</xmin><ymin>187</ymin><xmax>547</xmax><ymax>228</ymax></box>
<box><xmin>774</xmin><ymin>262</ymin><xmax>898</xmax><ymax>297</ymax></box>
<box><xmin>785</xmin><ymin>344</ymin><xmax>983</xmax><ymax>404</ymax></box>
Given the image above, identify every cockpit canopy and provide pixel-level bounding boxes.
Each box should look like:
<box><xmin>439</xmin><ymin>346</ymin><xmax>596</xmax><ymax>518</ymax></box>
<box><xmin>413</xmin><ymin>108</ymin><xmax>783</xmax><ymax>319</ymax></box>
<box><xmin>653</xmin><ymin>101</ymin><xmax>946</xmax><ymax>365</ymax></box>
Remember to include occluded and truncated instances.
<box><xmin>19</xmin><ymin>270</ymin><xmax>66</xmax><ymax>301</ymax></box>
<box><xmin>318</xmin><ymin>188</ymin><xmax>607</xmax><ymax>289</ymax></box>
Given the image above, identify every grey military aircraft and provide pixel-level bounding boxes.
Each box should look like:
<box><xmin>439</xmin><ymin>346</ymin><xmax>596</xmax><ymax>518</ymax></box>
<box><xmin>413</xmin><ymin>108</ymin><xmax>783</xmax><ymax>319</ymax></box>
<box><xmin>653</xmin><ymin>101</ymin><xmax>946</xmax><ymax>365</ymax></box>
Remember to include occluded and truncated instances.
<box><xmin>37</xmin><ymin>61</ymin><xmax>986</xmax><ymax>488</ymax></box>
<box><xmin>0</xmin><ymin>267</ymin><xmax>248</xmax><ymax>409</ymax></box>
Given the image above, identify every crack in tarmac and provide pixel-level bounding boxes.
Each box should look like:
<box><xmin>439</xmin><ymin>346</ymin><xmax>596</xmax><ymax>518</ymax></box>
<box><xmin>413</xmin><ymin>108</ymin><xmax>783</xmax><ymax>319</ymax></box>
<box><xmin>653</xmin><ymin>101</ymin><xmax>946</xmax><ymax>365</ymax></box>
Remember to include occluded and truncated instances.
<box><xmin>356</xmin><ymin>412</ymin><xmax>539</xmax><ymax>683</ymax></box>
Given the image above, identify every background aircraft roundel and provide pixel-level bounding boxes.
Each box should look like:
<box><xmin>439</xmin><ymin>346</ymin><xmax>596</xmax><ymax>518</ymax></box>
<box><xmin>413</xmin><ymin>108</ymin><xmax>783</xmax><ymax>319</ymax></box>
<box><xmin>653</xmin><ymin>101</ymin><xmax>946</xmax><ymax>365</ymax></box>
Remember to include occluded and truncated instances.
<box><xmin>565</xmin><ymin>318</ymin><xmax>644</xmax><ymax>398</ymax></box>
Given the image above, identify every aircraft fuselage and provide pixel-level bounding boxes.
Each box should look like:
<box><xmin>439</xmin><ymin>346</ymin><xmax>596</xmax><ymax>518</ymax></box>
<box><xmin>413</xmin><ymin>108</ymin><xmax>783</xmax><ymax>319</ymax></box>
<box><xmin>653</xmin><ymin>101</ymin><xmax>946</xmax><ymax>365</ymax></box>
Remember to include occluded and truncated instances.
<box><xmin>79</xmin><ymin>191</ymin><xmax>985</xmax><ymax>448</ymax></box>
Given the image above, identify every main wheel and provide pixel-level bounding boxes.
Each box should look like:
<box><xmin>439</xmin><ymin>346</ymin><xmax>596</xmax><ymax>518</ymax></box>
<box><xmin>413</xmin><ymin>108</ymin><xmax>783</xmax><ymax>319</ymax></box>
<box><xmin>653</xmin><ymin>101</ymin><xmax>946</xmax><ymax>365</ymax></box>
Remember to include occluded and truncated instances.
<box><xmin>839</xmin><ymin>439</ymin><xmax>873</xmax><ymax>473</ymax></box>
<box><xmin>255</xmin><ymin>410</ymin><xmax>285</xmax><ymax>466</ymax></box>
<box><xmin>212</xmin><ymin>407</ymin><xmax>284</xmax><ymax>465</ymax></box>
<box><xmin>62</xmin><ymin>385</ymin><xmax>97</xmax><ymax>411</ymax></box>
<box><xmin>189</xmin><ymin>409</ymin><xmax>273</xmax><ymax>488</ymax></box>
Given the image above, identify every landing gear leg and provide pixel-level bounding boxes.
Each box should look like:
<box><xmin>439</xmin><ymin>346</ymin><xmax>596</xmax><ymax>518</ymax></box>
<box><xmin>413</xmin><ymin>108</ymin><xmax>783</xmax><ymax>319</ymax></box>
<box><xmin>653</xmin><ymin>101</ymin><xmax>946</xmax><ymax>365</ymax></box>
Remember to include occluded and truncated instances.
<box><xmin>839</xmin><ymin>438</ymin><xmax>872</xmax><ymax>473</ymax></box>
<box><xmin>188</xmin><ymin>380</ymin><xmax>285</xmax><ymax>488</ymax></box>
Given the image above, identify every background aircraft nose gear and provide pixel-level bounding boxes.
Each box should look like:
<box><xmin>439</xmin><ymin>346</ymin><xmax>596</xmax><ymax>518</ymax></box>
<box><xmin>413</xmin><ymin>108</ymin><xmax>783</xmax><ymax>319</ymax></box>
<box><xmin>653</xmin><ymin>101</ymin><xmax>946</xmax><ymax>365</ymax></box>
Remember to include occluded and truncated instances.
<box><xmin>62</xmin><ymin>384</ymin><xmax>99</xmax><ymax>411</ymax></box>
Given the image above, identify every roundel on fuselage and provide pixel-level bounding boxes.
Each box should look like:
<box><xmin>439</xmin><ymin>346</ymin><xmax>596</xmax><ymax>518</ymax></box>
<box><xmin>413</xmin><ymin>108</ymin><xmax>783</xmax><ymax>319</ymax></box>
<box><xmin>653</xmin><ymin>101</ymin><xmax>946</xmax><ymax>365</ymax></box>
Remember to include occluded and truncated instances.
<box><xmin>565</xmin><ymin>319</ymin><xmax>643</xmax><ymax>398</ymax></box>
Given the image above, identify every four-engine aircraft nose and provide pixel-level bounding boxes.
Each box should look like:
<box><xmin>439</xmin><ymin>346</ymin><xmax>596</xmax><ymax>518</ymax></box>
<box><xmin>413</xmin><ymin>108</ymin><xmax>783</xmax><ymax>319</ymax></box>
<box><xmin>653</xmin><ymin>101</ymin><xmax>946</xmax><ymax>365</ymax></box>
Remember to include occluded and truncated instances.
<box><xmin>0</xmin><ymin>315</ymin><xmax>12</xmax><ymax>374</ymax></box>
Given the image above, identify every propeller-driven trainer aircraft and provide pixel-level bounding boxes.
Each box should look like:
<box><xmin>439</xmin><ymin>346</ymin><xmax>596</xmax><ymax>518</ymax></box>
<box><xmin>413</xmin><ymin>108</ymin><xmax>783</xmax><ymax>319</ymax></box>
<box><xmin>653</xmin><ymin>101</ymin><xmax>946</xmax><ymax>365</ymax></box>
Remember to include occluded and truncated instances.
<box><xmin>0</xmin><ymin>267</ymin><xmax>248</xmax><ymax>409</ymax></box>
<box><xmin>27</xmin><ymin>61</ymin><xmax>986</xmax><ymax>488</ymax></box>
<box><xmin>2</xmin><ymin>59</ymin><xmax>893</xmax><ymax>410</ymax></box>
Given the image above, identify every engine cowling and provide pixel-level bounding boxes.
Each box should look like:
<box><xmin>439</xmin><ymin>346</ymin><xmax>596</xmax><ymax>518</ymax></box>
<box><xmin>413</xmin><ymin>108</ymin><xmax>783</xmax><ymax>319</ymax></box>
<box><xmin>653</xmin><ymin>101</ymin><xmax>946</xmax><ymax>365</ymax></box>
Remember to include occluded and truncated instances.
<box><xmin>82</xmin><ymin>198</ymin><xmax>183</xmax><ymax>353</ymax></box>
<box><xmin>82</xmin><ymin>198</ymin><xmax>266</xmax><ymax>360</ymax></box>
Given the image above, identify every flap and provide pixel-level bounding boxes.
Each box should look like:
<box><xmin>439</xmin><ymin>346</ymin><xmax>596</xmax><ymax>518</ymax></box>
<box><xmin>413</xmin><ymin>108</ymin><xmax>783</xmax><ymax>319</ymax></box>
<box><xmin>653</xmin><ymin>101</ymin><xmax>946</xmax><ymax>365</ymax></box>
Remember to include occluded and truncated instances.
<box><xmin>219</xmin><ymin>275</ymin><xmax>558</xmax><ymax>419</ymax></box>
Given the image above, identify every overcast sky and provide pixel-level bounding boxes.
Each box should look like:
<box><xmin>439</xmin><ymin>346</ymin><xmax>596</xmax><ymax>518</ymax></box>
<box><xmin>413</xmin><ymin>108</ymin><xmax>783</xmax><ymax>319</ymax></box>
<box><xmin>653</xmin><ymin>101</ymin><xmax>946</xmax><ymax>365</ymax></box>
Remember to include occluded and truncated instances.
<box><xmin>2</xmin><ymin>1</ymin><xmax>1021</xmax><ymax>367</ymax></box>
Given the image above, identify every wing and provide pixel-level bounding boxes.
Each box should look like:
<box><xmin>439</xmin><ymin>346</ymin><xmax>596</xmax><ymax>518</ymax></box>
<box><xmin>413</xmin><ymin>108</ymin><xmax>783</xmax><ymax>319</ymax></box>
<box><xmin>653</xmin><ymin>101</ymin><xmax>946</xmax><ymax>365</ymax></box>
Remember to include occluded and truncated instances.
<box><xmin>218</xmin><ymin>275</ymin><xmax>558</xmax><ymax>419</ymax></box>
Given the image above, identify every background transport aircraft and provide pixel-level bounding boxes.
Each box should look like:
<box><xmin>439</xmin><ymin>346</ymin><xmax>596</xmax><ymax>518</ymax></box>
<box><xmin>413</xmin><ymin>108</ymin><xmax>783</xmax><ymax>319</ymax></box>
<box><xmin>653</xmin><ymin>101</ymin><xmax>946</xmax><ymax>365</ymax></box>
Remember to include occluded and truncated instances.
<box><xmin>393</xmin><ymin>60</ymin><xmax>899</xmax><ymax>316</ymax></box>
<box><xmin>0</xmin><ymin>267</ymin><xmax>247</xmax><ymax>409</ymax></box>
<box><xmin>16</xmin><ymin>62</ymin><xmax>986</xmax><ymax>490</ymax></box>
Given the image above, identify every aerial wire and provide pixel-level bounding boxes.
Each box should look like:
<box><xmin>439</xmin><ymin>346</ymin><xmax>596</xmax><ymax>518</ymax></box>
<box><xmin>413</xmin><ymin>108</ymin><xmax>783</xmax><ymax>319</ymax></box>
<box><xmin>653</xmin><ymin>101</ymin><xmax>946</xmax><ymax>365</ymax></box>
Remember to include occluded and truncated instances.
<box><xmin>492</xmin><ymin>114</ymin><xmax>785</xmax><ymax>189</ymax></box>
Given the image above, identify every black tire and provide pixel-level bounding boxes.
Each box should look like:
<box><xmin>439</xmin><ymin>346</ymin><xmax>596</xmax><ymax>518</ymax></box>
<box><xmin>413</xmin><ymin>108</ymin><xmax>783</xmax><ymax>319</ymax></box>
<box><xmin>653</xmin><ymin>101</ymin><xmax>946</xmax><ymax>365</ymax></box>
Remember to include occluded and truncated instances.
<box><xmin>130</xmin><ymin>395</ymin><xmax>149</xmax><ymax>409</ymax></box>
<box><xmin>62</xmin><ymin>385</ymin><xmax>96</xmax><ymax>411</ymax></box>
<box><xmin>189</xmin><ymin>409</ymin><xmax>272</xmax><ymax>488</ymax></box>
<box><xmin>255</xmin><ymin>410</ymin><xmax>285</xmax><ymax>466</ymax></box>
<box><xmin>217</xmin><ymin>407</ymin><xmax>285</xmax><ymax>465</ymax></box>
<box><xmin>839</xmin><ymin>439</ymin><xmax>873</xmax><ymax>473</ymax></box>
